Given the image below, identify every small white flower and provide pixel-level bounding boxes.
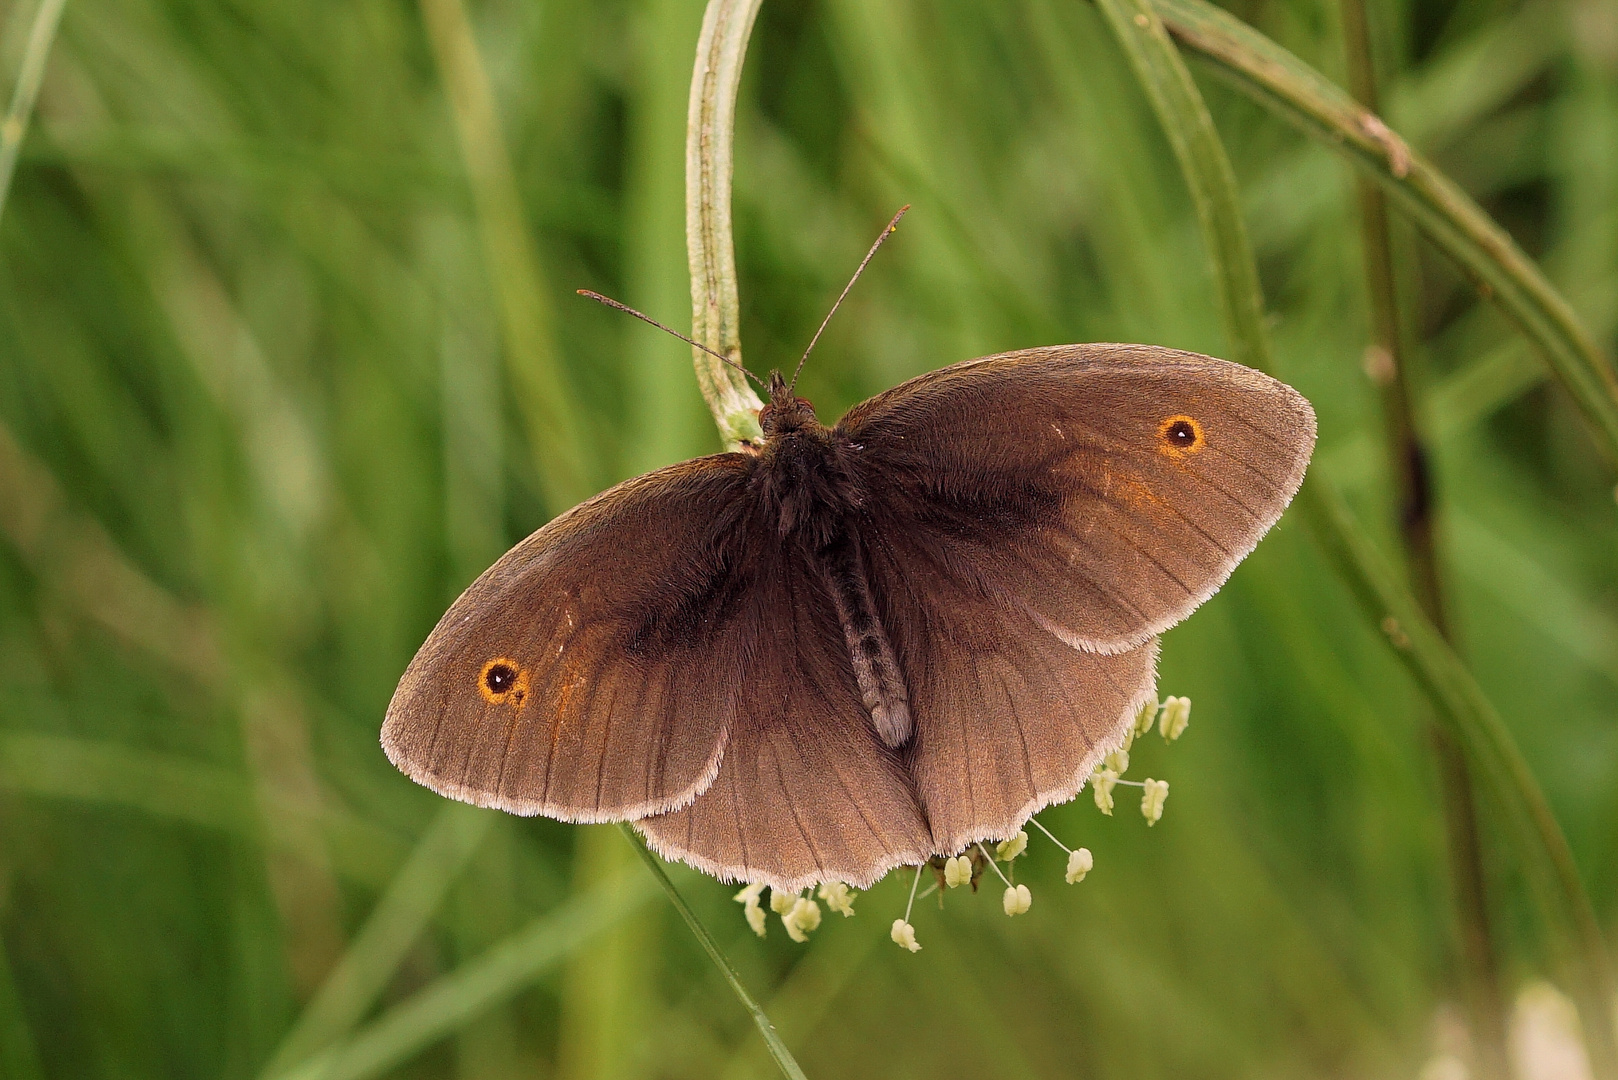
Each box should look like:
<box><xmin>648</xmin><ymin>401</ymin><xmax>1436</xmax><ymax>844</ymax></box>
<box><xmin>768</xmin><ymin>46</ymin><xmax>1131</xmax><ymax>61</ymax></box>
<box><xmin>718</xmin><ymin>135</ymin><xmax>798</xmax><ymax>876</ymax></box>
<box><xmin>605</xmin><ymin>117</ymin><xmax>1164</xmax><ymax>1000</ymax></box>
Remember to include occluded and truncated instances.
<box><xmin>1104</xmin><ymin>746</ymin><xmax>1130</xmax><ymax>774</ymax></box>
<box><xmin>1141</xmin><ymin>778</ymin><xmax>1169</xmax><ymax>825</ymax></box>
<box><xmin>782</xmin><ymin>897</ymin><xmax>821</xmax><ymax>943</ymax></box>
<box><xmin>1092</xmin><ymin>768</ymin><xmax>1119</xmax><ymax>815</ymax></box>
<box><xmin>769</xmin><ymin>888</ymin><xmax>796</xmax><ymax>915</ymax></box>
<box><xmin>817</xmin><ymin>882</ymin><xmax>857</xmax><ymax>916</ymax></box>
<box><xmin>1065</xmin><ymin>847</ymin><xmax>1094</xmax><ymax>884</ymax></box>
<box><xmin>734</xmin><ymin>883</ymin><xmax>767</xmax><ymax>937</ymax></box>
<box><xmin>1159</xmin><ymin>696</ymin><xmax>1191</xmax><ymax>740</ymax></box>
<box><xmin>1131</xmin><ymin>696</ymin><xmax>1160</xmax><ymax>738</ymax></box>
<box><xmin>1002</xmin><ymin>883</ymin><xmax>1032</xmax><ymax>916</ymax></box>
<box><xmin>943</xmin><ymin>854</ymin><xmax>973</xmax><ymax>888</ymax></box>
<box><xmin>995</xmin><ymin>830</ymin><xmax>1028</xmax><ymax>862</ymax></box>
<box><xmin>890</xmin><ymin>918</ymin><xmax>921</xmax><ymax>952</ymax></box>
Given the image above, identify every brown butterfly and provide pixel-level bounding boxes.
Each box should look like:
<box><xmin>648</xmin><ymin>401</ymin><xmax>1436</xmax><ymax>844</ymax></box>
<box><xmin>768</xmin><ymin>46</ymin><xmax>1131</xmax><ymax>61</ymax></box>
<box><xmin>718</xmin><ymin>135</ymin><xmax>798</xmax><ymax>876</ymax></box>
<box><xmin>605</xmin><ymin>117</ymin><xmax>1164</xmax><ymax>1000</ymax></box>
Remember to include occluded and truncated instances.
<box><xmin>383</xmin><ymin>320</ymin><xmax>1316</xmax><ymax>891</ymax></box>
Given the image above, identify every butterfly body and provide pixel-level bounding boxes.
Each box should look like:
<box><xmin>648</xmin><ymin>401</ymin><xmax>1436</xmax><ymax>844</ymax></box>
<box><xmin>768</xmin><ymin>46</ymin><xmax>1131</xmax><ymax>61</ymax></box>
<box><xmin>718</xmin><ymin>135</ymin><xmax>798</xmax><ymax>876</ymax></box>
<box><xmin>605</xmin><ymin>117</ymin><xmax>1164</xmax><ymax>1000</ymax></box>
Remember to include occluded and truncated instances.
<box><xmin>384</xmin><ymin>345</ymin><xmax>1315</xmax><ymax>890</ymax></box>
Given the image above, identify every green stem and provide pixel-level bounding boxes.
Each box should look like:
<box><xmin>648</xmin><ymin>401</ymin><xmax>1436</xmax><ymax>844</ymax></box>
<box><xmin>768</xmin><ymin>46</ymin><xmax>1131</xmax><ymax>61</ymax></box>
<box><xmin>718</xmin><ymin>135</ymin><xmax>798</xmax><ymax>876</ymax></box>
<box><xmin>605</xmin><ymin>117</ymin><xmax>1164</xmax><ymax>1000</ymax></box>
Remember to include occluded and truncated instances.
<box><xmin>618</xmin><ymin>826</ymin><xmax>808</xmax><ymax>1080</ymax></box>
<box><xmin>686</xmin><ymin>0</ymin><xmax>765</xmax><ymax>448</ymax></box>
<box><xmin>1089</xmin><ymin>2</ymin><xmax>1618</xmax><ymax>1074</ymax></box>
<box><xmin>0</xmin><ymin>0</ymin><xmax>67</xmax><ymax>228</ymax></box>
<box><xmin>1149</xmin><ymin>0</ymin><xmax>1618</xmax><ymax>466</ymax></box>
<box><xmin>1337</xmin><ymin>2</ymin><xmax>1508</xmax><ymax>1075</ymax></box>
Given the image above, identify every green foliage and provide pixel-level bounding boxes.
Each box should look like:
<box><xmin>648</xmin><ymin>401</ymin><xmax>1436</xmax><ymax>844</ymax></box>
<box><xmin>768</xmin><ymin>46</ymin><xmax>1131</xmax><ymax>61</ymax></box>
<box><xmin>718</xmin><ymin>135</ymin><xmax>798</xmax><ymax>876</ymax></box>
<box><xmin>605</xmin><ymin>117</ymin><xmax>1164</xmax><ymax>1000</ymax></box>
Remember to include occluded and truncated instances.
<box><xmin>0</xmin><ymin>0</ymin><xmax>1614</xmax><ymax>1077</ymax></box>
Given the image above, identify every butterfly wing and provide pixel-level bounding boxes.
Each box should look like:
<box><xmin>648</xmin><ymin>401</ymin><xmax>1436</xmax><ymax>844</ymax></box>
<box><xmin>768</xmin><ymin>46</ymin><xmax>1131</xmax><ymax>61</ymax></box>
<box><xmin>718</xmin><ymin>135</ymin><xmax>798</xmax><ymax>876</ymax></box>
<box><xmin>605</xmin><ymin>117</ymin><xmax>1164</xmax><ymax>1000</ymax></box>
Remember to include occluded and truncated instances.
<box><xmin>864</xmin><ymin>518</ymin><xmax>1160</xmax><ymax>852</ymax></box>
<box><xmin>836</xmin><ymin>343</ymin><xmax>1316</xmax><ymax>653</ymax></box>
<box><xmin>839</xmin><ymin>344</ymin><xmax>1313</xmax><ymax>849</ymax></box>
<box><xmin>382</xmin><ymin>455</ymin><xmax>761</xmax><ymax>822</ymax></box>
<box><xmin>634</xmin><ymin>539</ymin><xmax>933</xmax><ymax>893</ymax></box>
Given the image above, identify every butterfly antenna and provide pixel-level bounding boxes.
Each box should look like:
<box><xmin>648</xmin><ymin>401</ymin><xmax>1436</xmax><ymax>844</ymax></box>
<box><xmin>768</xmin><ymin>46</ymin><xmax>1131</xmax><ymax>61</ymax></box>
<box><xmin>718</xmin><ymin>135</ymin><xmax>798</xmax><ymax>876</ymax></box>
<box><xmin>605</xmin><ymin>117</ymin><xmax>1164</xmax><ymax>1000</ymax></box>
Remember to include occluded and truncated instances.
<box><xmin>577</xmin><ymin>290</ymin><xmax>766</xmax><ymax>391</ymax></box>
<box><xmin>788</xmin><ymin>204</ymin><xmax>909</xmax><ymax>392</ymax></box>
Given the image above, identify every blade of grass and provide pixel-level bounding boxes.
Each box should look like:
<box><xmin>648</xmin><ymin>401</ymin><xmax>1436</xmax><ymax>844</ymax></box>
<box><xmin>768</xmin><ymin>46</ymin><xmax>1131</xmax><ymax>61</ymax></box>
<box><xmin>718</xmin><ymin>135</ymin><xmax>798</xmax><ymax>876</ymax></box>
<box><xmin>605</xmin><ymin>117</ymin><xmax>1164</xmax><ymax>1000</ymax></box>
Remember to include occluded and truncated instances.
<box><xmin>1088</xmin><ymin>1</ymin><xmax>1618</xmax><ymax>1072</ymax></box>
<box><xmin>258</xmin><ymin>803</ymin><xmax>494</xmax><ymax>1079</ymax></box>
<box><xmin>686</xmin><ymin>0</ymin><xmax>764</xmax><ymax>448</ymax></box>
<box><xmin>1148</xmin><ymin>0</ymin><xmax>1618</xmax><ymax>467</ymax></box>
<box><xmin>0</xmin><ymin>732</ymin><xmax>411</xmax><ymax>888</ymax></box>
<box><xmin>619</xmin><ymin>825</ymin><xmax>808</xmax><ymax>1080</ymax></box>
<box><xmin>263</xmin><ymin>869</ymin><xmax>653</xmax><ymax>1080</ymax></box>
<box><xmin>673</xmin><ymin>6</ymin><xmax>806</xmax><ymax>1078</ymax></box>
<box><xmin>1338</xmin><ymin>1</ymin><xmax>1508</xmax><ymax>1074</ymax></box>
<box><xmin>417</xmin><ymin>0</ymin><xmax>592</xmax><ymax>507</ymax></box>
<box><xmin>0</xmin><ymin>0</ymin><xmax>67</xmax><ymax>227</ymax></box>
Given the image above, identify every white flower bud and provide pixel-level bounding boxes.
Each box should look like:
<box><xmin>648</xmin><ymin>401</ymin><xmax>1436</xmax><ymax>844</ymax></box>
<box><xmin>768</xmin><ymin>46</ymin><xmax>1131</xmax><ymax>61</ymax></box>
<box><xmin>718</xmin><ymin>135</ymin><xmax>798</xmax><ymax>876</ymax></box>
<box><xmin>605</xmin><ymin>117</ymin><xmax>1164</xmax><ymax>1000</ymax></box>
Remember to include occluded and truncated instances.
<box><xmin>890</xmin><ymin>918</ymin><xmax>921</xmax><ymax>952</ymax></box>
<box><xmin>769</xmin><ymin>888</ymin><xmax>796</xmax><ymax>915</ymax></box>
<box><xmin>817</xmin><ymin>882</ymin><xmax>856</xmax><ymax>916</ymax></box>
<box><xmin>1065</xmin><ymin>847</ymin><xmax>1094</xmax><ymax>884</ymax></box>
<box><xmin>1131</xmin><ymin>696</ymin><xmax>1160</xmax><ymax>738</ymax></box>
<box><xmin>1092</xmin><ymin>768</ymin><xmax>1118</xmax><ymax>815</ymax></box>
<box><xmin>1159</xmin><ymin>696</ymin><xmax>1191</xmax><ymax>740</ymax></box>
<box><xmin>782</xmin><ymin>897</ymin><xmax>821</xmax><ymax>942</ymax></box>
<box><xmin>1141</xmin><ymin>778</ymin><xmax>1169</xmax><ymax>825</ymax></box>
<box><xmin>735</xmin><ymin>882</ymin><xmax>767</xmax><ymax>937</ymax></box>
<box><xmin>995</xmin><ymin>830</ymin><xmax>1028</xmax><ymax>862</ymax></box>
<box><xmin>1002</xmin><ymin>883</ymin><xmax>1032</xmax><ymax>916</ymax></box>
<box><xmin>1104</xmin><ymin>746</ymin><xmax>1130</xmax><ymax>774</ymax></box>
<box><xmin>943</xmin><ymin>854</ymin><xmax>973</xmax><ymax>888</ymax></box>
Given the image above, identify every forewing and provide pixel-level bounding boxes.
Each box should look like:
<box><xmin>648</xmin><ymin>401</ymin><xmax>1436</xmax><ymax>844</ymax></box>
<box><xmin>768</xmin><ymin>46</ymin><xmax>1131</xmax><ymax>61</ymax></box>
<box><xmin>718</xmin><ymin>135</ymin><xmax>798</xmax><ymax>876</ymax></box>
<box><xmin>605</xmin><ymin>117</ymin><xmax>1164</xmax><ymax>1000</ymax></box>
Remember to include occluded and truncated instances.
<box><xmin>382</xmin><ymin>455</ymin><xmax>759</xmax><ymax>822</ymax></box>
<box><xmin>837</xmin><ymin>344</ymin><xmax>1316</xmax><ymax>652</ymax></box>
<box><xmin>635</xmin><ymin>543</ymin><xmax>932</xmax><ymax>892</ymax></box>
<box><xmin>863</xmin><ymin>522</ymin><xmax>1158</xmax><ymax>853</ymax></box>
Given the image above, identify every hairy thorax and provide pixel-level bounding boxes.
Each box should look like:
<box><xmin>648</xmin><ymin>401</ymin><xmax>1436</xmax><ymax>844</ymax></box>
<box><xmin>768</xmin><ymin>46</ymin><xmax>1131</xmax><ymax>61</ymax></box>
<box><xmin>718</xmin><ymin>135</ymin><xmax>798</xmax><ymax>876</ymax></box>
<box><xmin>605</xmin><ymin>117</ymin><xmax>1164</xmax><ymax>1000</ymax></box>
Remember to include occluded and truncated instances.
<box><xmin>754</xmin><ymin>381</ymin><xmax>913</xmax><ymax>747</ymax></box>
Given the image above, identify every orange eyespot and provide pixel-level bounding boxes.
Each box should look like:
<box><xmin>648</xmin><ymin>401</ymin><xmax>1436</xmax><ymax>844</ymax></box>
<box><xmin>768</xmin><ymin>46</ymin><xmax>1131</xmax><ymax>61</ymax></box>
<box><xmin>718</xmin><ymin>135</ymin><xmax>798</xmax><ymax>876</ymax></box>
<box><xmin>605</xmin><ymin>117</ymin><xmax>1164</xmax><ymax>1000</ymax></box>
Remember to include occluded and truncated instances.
<box><xmin>1157</xmin><ymin>414</ymin><xmax>1204</xmax><ymax>458</ymax></box>
<box><xmin>478</xmin><ymin>658</ymin><xmax>529</xmax><ymax>706</ymax></box>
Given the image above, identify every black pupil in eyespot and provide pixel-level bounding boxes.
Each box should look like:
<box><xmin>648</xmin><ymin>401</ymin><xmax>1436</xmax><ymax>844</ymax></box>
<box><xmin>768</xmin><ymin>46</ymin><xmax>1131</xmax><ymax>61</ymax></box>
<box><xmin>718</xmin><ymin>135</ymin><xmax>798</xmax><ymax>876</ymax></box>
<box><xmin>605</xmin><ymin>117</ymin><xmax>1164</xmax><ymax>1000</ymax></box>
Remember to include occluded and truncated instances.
<box><xmin>486</xmin><ymin>665</ymin><xmax>515</xmax><ymax>692</ymax></box>
<box><xmin>1168</xmin><ymin>420</ymin><xmax>1196</xmax><ymax>445</ymax></box>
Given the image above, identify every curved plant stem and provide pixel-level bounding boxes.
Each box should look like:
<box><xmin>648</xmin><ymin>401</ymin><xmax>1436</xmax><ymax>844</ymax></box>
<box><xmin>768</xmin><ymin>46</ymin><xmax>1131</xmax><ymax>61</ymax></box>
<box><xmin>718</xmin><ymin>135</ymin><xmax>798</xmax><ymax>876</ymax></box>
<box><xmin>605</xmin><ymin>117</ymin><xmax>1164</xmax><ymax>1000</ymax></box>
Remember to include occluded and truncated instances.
<box><xmin>0</xmin><ymin>0</ymin><xmax>67</xmax><ymax>228</ymax></box>
<box><xmin>1149</xmin><ymin>0</ymin><xmax>1618</xmax><ymax>466</ymax></box>
<box><xmin>1338</xmin><ymin>2</ymin><xmax>1507</xmax><ymax>1075</ymax></box>
<box><xmin>1089</xmin><ymin>1</ymin><xmax>1618</xmax><ymax>1074</ymax></box>
<box><xmin>622</xmin><ymin>6</ymin><xmax>806</xmax><ymax>1079</ymax></box>
<box><xmin>619</xmin><ymin>826</ymin><xmax>808</xmax><ymax>1080</ymax></box>
<box><xmin>686</xmin><ymin>0</ymin><xmax>766</xmax><ymax>448</ymax></box>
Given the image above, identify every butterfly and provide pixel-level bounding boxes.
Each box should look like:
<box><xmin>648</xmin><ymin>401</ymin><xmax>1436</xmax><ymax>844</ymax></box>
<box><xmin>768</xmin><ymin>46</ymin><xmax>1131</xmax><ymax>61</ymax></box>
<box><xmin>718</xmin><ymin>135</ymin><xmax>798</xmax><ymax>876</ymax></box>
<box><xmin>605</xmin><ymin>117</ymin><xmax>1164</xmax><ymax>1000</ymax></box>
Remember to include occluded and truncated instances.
<box><xmin>382</xmin><ymin>336</ymin><xmax>1316</xmax><ymax>893</ymax></box>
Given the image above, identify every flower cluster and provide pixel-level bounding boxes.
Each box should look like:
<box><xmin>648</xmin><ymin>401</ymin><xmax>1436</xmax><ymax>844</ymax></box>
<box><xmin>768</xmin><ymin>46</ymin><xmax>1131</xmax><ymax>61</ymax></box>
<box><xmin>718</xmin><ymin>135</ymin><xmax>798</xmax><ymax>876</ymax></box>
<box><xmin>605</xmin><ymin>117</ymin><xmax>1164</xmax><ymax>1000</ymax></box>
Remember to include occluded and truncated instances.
<box><xmin>734</xmin><ymin>881</ymin><xmax>859</xmax><ymax>942</ymax></box>
<box><xmin>741</xmin><ymin>696</ymin><xmax>1192</xmax><ymax>952</ymax></box>
<box><xmin>1091</xmin><ymin>695</ymin><xmax>1188</xmax><ymax>824</ymax></box>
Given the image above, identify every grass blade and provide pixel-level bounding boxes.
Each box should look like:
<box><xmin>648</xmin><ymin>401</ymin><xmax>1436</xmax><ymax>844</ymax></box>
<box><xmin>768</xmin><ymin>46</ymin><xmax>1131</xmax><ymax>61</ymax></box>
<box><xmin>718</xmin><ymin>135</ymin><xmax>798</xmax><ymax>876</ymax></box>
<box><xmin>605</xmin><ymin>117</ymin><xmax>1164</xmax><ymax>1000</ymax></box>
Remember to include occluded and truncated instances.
<box><xmin>258</xmin><ymin>804</ymin><xmax>494</xmax><ymax>1078</ymax></box>
<box><xmin>1090</xmin><ymin>1</ymin><xmax>1618</xmax><ymax>1073</ymax></box>
<box><xmin>619</xmin><ymin>825</ymin><xmax>808</xmax><ymax>1080</ymax></box>
<box><xmin>0</xmin><ymin>0</ymin><xmax>67</xmax><ymax>227</ymax></box>
<box><xmin>264</xmin><ymin>869</ymin><xmax>653</xmax><ymax>1080</ymax></box>
<box><xmin>1150</xmin><ymin>0</ymin><xmax>1618</xmax><ymax>466</ymax></box>
<box><xmin>417</xmin><ymin>0</ymin><xmax>592</xmax><ymax>507</ymax></box>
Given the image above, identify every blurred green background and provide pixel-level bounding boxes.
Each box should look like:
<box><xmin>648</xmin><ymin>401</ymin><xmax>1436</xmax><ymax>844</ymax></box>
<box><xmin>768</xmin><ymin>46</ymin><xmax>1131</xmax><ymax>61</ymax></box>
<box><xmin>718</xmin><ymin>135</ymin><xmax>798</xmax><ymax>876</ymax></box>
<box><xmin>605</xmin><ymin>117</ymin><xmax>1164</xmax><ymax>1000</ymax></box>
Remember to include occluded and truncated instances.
<box><xmin>0</xmin><ymin>0</ymin><xmax>1614</xmax><ymax>1076</ymax></box>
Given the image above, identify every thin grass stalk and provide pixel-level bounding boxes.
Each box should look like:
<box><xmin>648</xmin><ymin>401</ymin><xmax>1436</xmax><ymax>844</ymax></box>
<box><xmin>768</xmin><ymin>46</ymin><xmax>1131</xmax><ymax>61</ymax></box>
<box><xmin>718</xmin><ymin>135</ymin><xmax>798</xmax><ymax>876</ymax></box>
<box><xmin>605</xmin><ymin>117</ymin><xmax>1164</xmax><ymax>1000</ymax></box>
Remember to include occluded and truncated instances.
<box><xmin>664</xmin><ymin>4</ymin><xmax>808</xmax><ymax>1077</ymax></box>
<box><xmin>618</xmin><ymin>826</ymin><xmax>808</xmax><ymax>1080</ymax></box>
<box><xmin>263</xmin><ymin>870</ymin><xmax>653</xmax><ymax>1080</ymax></box>
<box><xmin>1088</xmin><ymin>1</ymin><xmax>1618</xmax><ymax>1072</ymax></box>
<box><xmin>417</xmin><ymin>0</ymin><xmax>591</xmax><ymax>507</ymax></box>
<box><xmin>258</xmin><ymin>804</ymin><xmax>494</xmax><ymax>1079</ymax></box>
<box><xmin>1148</xmin><ymin>0</ymin><xmax>1618</xmax><ymax>466</ymax></box>
<box><xmin>686</xmin><ymin>0</ymin><xmax>765</xmax><ymax>448</ymax></box>
<box><xmin>0</xmin><ymin>0</ymin><xmax>67</xmax><ymax>227</ymax></box>
<box><xmin>1338</xmin><ymin>1</ymin><xmax>1507</xmax><ymax>1075</ymax></box>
